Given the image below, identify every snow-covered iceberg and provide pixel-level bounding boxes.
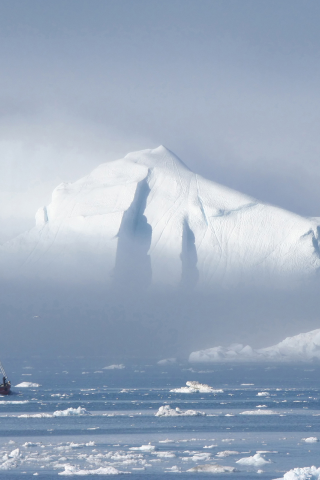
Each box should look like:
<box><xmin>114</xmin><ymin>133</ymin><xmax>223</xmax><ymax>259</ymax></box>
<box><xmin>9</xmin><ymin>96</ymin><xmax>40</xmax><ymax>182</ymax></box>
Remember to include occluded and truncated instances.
<box><xmin>1</xmin><ymin>146</ymin><xmax>320</xmax><ymax>289</ymax></box>
<box><xmin>189</xmin><ymin>329</ymin><xmax>320</xmax><ymax>363</ymax></box>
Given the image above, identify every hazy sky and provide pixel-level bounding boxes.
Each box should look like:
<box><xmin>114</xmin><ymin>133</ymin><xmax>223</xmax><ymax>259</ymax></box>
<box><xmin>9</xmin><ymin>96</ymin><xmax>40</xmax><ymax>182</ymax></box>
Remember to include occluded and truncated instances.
<box><xmin>1</xmin><ymin>0</ymin><xmax>320</xmax><ymax>241</ymax></box>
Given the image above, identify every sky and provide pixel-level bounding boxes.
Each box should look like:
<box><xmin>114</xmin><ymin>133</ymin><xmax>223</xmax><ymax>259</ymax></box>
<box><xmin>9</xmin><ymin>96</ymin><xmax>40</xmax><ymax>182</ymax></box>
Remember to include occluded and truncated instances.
<box><xmin>1</xmin><ymin>0</ymin><xmax>320</xmax><ymax>242</ymax></box>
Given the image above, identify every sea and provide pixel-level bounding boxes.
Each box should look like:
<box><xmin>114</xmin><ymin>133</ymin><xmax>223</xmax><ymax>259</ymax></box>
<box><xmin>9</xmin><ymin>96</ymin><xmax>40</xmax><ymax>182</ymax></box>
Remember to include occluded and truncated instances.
<box><xmin>0</xmin><ymin>358</ymin><xmax>320</xmax><ymax>479</ymax></box>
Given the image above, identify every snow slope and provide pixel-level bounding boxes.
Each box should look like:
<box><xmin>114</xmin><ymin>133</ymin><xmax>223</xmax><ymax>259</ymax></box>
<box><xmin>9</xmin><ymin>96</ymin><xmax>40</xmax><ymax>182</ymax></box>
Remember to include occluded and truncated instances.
<box><xmin>1</xmin><ymin>146</ymin><xmax>320</xmax><ymax>288</ymax></box>
<box><xmin>189</xmin><ymin>329</ymin><xmax>320</xmax><ymax>363</ymax></box>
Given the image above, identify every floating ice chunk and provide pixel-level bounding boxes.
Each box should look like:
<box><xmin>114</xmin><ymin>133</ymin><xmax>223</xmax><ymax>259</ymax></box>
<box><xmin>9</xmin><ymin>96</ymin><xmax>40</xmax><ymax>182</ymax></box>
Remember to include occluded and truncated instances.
<box><xmin>166</xmin><ymin>466</ymin><xmax>180</xmax><ymax>472</ymax></box>
<box><xmin>15</xmin><ymin>382</ymin><xmax>41</xmax><ymax>387</ymax></box>
<box><xmin>302</xmin><ymin>437</ymin><xmax>319</xmax><ymax>443</ymax></box>
<box><xmin>18</xmin><ymin>413</ymin><xmax>53</xmax><ymax>418</ymax></box>
<box><xmin>103</xmin><ymin>364</ymin><xmax>125</xmax><ymax>370</ymax></box>
<box><xmin>53</xmin><ymin>407</ymin><xmax>91</xmax><ymax>416</ymax></box>
<box><xmin>129</xmin><ymin>444</ymin><xmax>156</xmax><ymax>452</ymax></box>
<box><xmin>187</xmin><ymin>464</ymin><xmax>236</xmax><ymax>473</ymax></box>
<box><xmin>157</xmin><ymin>358</ymin><xmax>176</xmax><ymax>366</ymax></box>
<box><xmin>159</xmin><ymin>439</ymin><xmax>174</xmax><ymax>443</ymax></box>
<box><xmin>216</xmin><ymin>450</ymin><xmax>239</xmax><ymax>457</ymax></box>
<box><xmin>8</xmin><ymin>449</ymin><xmax>20</xmax><ymax>459</ymax></box>
<box><xmin>236</xmin><ymin>453</ymin><xmax>271</xmax><ymax>466</ymax></box>
<box><xmin>154</xmin><ymin>451</ymin><xmax>176</xmax><ymax>458</ymax></box>
<box><xmin>23</xmin><ymin>442</ymin><xmax>42</xmax><ymax>447</ymax></box>
<box><xmin>240</xmin><ymin>409</ymin><xmax>278</xmax><ymax>415</ymax></box>
<box><xmin>257</xmin><ymin>392</ymin><xmax>270</xmax><ymax>396</ymax></box>
<box><xmin>58</xmin><ymin>465</ymin><xmax>120</xmax><ymax>475</ymax></box>
<box><xmin>170</xmin><ymin>381</ymin><xmax>223</xmax><ymax>393</ymax></box>
<box><xmin>155</xmin><ymin>405</ymin><xmax>206</xmax><ymax>417</ymax></box>
<box><xmin>0</xmin><ymin>401</ymin><xmax>29</xmax><ymax>404</ymax></box>
<box><xmin>274</xmin><ymin>466</ymin><xmax>320</xmax><ymax>480</ymax></box>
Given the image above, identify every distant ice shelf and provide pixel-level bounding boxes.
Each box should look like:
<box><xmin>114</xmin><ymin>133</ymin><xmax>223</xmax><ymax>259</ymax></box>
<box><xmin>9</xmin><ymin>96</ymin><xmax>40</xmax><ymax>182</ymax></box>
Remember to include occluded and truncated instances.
<box><xmin>189</xmin><ymin>328</ymin><xmax>320</xmax><ymax>363</ymax></box>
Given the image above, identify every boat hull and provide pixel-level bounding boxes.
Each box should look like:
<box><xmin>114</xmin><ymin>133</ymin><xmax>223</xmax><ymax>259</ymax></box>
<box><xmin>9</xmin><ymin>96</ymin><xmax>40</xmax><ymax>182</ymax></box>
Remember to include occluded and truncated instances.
<box><xmin>0</xmin><ymin>383</ymin><xmax>11</xmax><ymax>395</ymax></box>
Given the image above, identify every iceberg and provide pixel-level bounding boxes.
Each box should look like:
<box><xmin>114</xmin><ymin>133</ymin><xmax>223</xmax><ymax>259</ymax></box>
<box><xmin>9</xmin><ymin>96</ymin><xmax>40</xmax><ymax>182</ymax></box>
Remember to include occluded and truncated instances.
<box><xmin>15</xmin><ymin>382</ymin><xmax>41</xmax><ymax>387</ymax></box>
<box><xmin>274</xmin><ymin>466</ymin><xmax>320</xmax><ymax>480</ymax></box>
<box><xmin>1</xmin><ymin>146</ymin><xmax>320</xmax><ymax>289</ymax></box>
<box><xmin>189</xmin><ymin>329</ymin><xmax>320</xmax><ymax>363</ymax></box>
<box><xmin>155</xmin><ymin>405</ymin><xmax>206</xmax><ymax>417</ymax></box>
<box><xmin>236</xmin><ymin>453</ymin><xmax>271</xmax><ymax>466</ymax></box>
<box><xmin>170</xmin><ymin>381</ymin><xmax>223</xmax><ymax>393</ymax></box>
<box><xmin>58</xmin><ymin>465</ymin><xmax>120</xmax><ymax>475</ymax></box>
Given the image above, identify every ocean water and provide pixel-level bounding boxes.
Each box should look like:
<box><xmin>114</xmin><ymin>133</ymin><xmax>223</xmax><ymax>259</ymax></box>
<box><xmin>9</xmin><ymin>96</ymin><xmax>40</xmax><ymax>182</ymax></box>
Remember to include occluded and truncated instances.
<box><xmin>1</xmin><ymin>359</ymin><xmax>320</xmax><ymax>479</ymax></box>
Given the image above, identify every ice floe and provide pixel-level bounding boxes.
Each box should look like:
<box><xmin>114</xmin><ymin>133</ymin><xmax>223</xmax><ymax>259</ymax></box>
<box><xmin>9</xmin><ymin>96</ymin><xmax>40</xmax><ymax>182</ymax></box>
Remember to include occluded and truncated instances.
<box><xmin>240</xmin><ymin>409</ymin><xmax>278</xmax><ymax>415</ymax></box>
<box><xmin>302</xmin><ymin>437</ymin><xmax>319</xmax><ymax>443</ymax></box>
<box><xmin>15</xmin><ymin>382</ymin><xmax>41</xmax><ymax>387</ymax></box>
<box><xmin>58</xmin><ymin>465</ymin><xmax>121</xmax><ymax>475</ymax></box>
<box><xmin>187</xmin><ymin>464</ymin><xmax>236</xmax><ymax>473</ymax></box>
<box><xmin>18</xmin><ymin>407</ymin><xmax>91</xmax><ymax>418</ymax></box>
<box><xmin>170</xmin><ymin>381</ymin><xmax>223</xmax><ymax>393</ymax></box>
<box><xmin>129</xmin><ymin>444</ymin><xmax>156</xmax><ymax>452</ymax></box>
<box><xmin>236</xmin><ymin>453</ymin><xmax>271</xmax><ymax>466</ymax></box>
<box><xmin>274</xmin><ymin>466</ymin><xmax>320</xmax><ymax>480</ymax></box>
<box><xmin>155</xmin><ymin>405</ymin><xmax>206</xmax><ymax>417</ymax></box>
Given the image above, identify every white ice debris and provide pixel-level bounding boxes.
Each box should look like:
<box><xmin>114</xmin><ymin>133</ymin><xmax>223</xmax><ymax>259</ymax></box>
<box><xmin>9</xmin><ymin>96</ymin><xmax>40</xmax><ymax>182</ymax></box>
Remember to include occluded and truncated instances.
<box><xmin>190</xmin><ymin>329</ymin><xmax>320</xmax><ymax>363</ymax></box>
<box><xmin>157</xmin><ymin>358</ymin><xmax>177</xmax><ymax>366</ymax></box>
<box><xmin>240</xmin><ymin>409</ymin><xmax>278</xmax><ymax>415</ymax></box>
<box><xmin>129</xmin><ymin>444</ymin><xmax>156</xmax><ymax>452</ymax></box>
<box><xmin>170</xmin><ymin>381</ymin><xmax>223</xmax><ymax>393</ymax></box>
<box><xmin>103</xmin><ymin>364</ymin><xmax>125</xmax><ymax>370</ymax></box>
<box><xmin>216</xmin><ymin>450</ymin><xmax>239</xmax><ymax>457</ymax></box>
<box><xmin>2</xmin><ymin>146</ymin><xmax>320</xmax><ymax>289</ymax></box>
<box><xmin>302</xmin><ymin>437</ymin><xmax>319</xmax><ymax>443</ymax></box>
<box><xmin>53</xmin><ymin>407</ymin><xmax>91</xmax><ymax>416</ymax></box>
<box><xmin>58</xmin><ymin>465</ymin><xmax>121</xmax><ymax>475</ymax></box>
<box><xmin>274</xmin><ymin>466</ymin><xmax>320</xmax><ymax>480</ymax></box>
<box><xmin>187</xmin><ymin>464</ymin><xmax>236</xmax><ymax>473</ymax></box>
<box><xmin>15</xmin><ymin>382</ymin><xmax>41</xmax><ymax>387</ymax></box>
<box><xmin>18</xmin><ymin>407</ymin><xmax>91</xmax><ymax>418</ymax></box>
<box><xmin>155</xmin><ymin>405</ymin><xmax>206</xmax><ymax>416</ymax></box>
<box><xmin>257</xmin><ymin>392</ymin><xmax>270</xmax><ymax>396</ymax></box>
<box><xmin>236</xmin><ymin>453</ymin><xmax>271</xmax><ymax>466</ymax></box>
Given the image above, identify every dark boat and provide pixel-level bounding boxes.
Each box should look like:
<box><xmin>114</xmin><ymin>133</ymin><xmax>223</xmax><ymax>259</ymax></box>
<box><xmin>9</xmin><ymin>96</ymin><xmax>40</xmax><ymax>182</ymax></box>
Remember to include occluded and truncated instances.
<box><xmin>0</xmin><ymin>361</ymin><xmax>11</xmax><ymax>395</ymax></box>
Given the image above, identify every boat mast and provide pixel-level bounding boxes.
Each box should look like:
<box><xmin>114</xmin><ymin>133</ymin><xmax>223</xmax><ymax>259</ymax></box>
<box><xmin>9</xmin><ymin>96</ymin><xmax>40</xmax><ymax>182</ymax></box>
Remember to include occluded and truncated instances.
<box><xmin>0</xmin><ymin>361</ymin><xmax>7</xmax><ymax>379</ymax></box>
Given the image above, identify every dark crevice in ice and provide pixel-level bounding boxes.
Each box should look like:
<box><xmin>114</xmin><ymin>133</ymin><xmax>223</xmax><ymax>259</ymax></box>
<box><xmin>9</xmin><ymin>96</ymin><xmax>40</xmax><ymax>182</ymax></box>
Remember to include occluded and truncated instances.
<box><xmin>114</xmin><ymin>177</ymin><xmax>152</xmax><ymax>290</ymax></box>
<box><xmin>180</xmin><ymin>219</ymin><xmax>199</xmax><ymax>290</ymax></box>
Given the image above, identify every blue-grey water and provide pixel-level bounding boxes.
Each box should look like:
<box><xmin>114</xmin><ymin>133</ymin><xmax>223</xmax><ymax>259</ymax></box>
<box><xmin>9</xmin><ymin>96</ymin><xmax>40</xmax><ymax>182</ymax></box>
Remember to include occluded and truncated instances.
<box><xmin>1</xmin><ymin>359</ymin><xmax>320</xmax><ymax>479</ymax></box>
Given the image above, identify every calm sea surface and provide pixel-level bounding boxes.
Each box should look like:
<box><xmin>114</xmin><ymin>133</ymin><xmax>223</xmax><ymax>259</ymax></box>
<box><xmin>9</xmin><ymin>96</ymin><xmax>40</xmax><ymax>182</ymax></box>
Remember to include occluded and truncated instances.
<box><xmin>0</xmin><ymin>358</ymin><xmax>320</xmax><ymax>479</ymax></box>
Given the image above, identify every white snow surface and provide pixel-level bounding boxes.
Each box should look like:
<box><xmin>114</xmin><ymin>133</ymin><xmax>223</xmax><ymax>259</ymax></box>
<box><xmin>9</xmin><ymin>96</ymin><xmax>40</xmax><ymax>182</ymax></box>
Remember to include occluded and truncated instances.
<box><xmin>155</xmin><ymin>405</ymin><xmax>206</xmax><ymax>417</ymax></box>
<box><xmin>274</xmin><ymin>466</ymin><xmax>320</xmax><ymax>480</ymax></box>
<box><xmin>170</xmin><ymin>381</ymin><xmax>223</xmax><ymax>393</ymax></box>
<box><xmin>189</xmin><ymin>329</ymin><xmax>320</xmax><ymax>363</ymax></box>
<box><xmin>2</xmin><ymin>145</ymin><xmax>320</xmax><ymax>288</ymax></box>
